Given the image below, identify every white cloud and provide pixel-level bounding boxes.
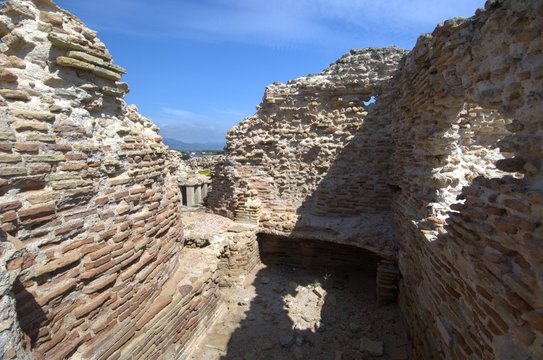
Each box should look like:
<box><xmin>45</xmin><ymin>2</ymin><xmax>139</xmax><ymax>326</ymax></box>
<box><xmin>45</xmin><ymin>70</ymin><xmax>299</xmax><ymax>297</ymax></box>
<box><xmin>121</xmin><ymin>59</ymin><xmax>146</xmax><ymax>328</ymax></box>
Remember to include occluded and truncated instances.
<box><xmin>213</xmin><ymin>108</ymin><xmax>249</xmax><ymax>117</ymax></box>
<box><xmin>65</xmin><ymin>0</ymin><xmax>484</xmax><ymax>48</ymax></box>
<box><xmin>162</xmin><ymin>108</ymin><xmax>203</xmax><ymax>119</ymax></box>
<box><xmin>311</xmin><ymin>0</ymin><xmax>481</xmax><ymax>26</ymax></box>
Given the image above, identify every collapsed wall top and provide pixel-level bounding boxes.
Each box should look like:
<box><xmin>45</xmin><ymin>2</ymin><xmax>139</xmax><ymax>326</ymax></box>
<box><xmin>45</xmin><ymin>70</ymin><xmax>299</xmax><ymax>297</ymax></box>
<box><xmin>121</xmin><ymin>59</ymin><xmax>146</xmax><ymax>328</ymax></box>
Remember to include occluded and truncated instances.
<box><xmin>0</xmin><ymin>0</ymin><xmax>184</xmax><ymax>359</ymax></box>
<box><xmin>208</xmin><ymin>47</ymin><xmax>407</xmax><ymax>258</ymax></box>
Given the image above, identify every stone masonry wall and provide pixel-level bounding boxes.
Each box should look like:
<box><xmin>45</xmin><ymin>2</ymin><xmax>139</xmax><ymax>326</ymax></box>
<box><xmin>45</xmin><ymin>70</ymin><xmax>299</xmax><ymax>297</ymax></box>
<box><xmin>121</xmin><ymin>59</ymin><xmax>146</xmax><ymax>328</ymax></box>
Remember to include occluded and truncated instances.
<box><xmin>1</xmin><ymin>0</ymin><xmax>542</xmax><ymax>359</ymax></box>
<box><xmin>0</xmin><ymin>237</ymin><xmax>30</xmax><ymax>360</ymax></box>
<box><xmin>211</xmin><ymin>0</ymin><xmax>543</xmax><ymax>359</ymax></box>
<box><xmin>0</xmin><ymin>1</ymin><xmax>188</xmax><ymax>358</ymax></box>
<box><xmin>209</xmin><ymin>47</ymin><xmax>407</xmax><ymax>258</ymax></box>
<box><xmin>387</xmin><ymin>0</ymin><xmax>543</xmax><ymax>358</ymax></box>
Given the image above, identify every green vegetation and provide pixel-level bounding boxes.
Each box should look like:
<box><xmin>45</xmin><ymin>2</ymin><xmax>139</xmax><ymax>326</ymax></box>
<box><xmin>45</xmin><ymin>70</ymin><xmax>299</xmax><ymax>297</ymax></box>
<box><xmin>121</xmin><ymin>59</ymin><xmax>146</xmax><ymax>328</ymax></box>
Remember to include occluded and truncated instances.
<box><xmin>198</xmin><ymin>169</ymin><xmax>212</xmax><ymax>176</ymax></box>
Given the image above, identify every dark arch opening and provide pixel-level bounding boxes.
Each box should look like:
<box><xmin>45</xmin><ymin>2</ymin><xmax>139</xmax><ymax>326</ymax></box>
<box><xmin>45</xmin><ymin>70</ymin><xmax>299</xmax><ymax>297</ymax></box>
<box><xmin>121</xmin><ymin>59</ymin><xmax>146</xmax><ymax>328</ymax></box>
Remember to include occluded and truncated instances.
<box><xmin>257</xmin><ymin>233</ymin><xmax>381</xmax><ymax>274</ymax></box>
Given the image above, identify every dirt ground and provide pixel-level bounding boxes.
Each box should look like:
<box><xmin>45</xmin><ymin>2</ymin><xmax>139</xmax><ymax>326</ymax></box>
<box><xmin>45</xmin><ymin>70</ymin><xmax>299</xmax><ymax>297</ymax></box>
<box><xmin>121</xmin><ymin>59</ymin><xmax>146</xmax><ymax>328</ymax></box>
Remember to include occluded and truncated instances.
<box><xmin>189</xmin><ymin>261</ymin><xmax>409</xmax><ymax>360</ymax></box>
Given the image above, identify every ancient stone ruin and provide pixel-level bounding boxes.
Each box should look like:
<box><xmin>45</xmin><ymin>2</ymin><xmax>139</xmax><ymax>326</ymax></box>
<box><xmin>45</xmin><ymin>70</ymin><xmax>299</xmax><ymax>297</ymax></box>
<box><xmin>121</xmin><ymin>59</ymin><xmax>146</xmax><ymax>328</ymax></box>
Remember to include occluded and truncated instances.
<box><xmin>0</xmin><ymin>0</ymin><xmax>542</xmax><ymax>359</ymax></box>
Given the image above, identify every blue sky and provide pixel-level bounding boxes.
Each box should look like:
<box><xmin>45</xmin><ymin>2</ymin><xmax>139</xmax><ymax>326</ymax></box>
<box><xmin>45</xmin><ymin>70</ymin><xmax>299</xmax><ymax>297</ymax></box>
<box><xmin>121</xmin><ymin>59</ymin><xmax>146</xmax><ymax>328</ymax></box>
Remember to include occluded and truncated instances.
<box><xmin>55</xmin><ymin>0</ymin><xmax>485</xmax><ymax>145</ymax></box>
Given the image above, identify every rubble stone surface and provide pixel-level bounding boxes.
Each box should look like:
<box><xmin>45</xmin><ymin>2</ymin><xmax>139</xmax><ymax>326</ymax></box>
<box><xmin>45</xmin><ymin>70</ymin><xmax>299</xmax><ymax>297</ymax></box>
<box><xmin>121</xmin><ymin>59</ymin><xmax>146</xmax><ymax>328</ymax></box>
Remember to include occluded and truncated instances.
<box><xmin>208</xmin><ymin>47</ymin><xmax>407</xmax><ymax>258</ymax></box>
<box><xmin>0</xmin><ymin>0</ymin><xmax>542</xmax><ymax>359</ymax></box>
<box><xmin>0</xmin><ymin>1</ymin><xmax>194</xmax><ymax>359</ymax></box>
<box><xmin>210</xmin><ymin>0</ymin><xmax>543</xmax><ymax>359</ymax></box>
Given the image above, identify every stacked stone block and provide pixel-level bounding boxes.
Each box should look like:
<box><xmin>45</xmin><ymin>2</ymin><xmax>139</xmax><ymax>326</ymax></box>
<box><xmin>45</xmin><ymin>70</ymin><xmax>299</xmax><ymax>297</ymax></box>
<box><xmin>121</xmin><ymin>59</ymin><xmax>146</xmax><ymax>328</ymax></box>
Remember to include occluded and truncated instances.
<box><xmin>218</xmin><ymin>226</ymin><xmax>260</xmax><ymax>287</ymax></box>
<box><xmin>0</xmin><ymin>0</ymin><xmax>542</xmax><ymax>359</ymax></box>
<box><xmin>209</xmin><ymin>47</ymin><xmax>406</xmax><ymax>258</ymax></box>
<box><xmin>211</xmin><ymin>0</ymin><xmax>543</xmax><ymax>359</ymax></box>
<box><xmin>0</xmin><ymin>1</ymin><xmax>187</xmax><ymax>358</ymax></box>
<box><xmin>387</xmin><ymin>1</ymin><xmax>543</xmax><ymax>358</ymax></box>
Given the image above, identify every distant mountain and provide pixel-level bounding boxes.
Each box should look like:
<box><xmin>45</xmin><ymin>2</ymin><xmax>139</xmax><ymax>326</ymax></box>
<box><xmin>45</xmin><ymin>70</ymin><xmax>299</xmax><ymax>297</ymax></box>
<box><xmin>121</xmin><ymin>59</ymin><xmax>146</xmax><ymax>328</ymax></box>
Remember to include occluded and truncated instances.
<box><xmin>163</xmin><ymin>137</ymin><xmax>225</xmax><ymax>151</ymax></box>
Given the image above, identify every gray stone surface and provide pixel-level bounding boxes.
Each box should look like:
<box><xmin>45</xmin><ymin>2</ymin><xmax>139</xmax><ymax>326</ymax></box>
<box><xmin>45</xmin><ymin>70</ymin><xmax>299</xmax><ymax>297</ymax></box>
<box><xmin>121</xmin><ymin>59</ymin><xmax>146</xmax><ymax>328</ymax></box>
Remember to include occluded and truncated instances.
<box><xmin>360</xmin><ymin>337</ymin><xmax>384</xmax><ymax>356</ymax></box>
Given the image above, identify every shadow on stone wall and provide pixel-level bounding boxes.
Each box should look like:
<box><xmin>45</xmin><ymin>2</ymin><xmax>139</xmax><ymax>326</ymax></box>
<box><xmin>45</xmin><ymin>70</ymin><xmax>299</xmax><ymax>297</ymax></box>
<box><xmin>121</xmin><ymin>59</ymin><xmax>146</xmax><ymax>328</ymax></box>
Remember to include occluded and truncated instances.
<box><xmin>215</xmin><ymin>72</ymin><xmax>409</xmax><ymax>359</ymax></box>
<box><xmin>214</xmin><ymin>1</ymin><xmax>543</xmax><ymax>358</ymax></box>
<box><xmin>13</xmin><ymin>278</ymin><xmax>47</xmax><ymax>350</ymax></box>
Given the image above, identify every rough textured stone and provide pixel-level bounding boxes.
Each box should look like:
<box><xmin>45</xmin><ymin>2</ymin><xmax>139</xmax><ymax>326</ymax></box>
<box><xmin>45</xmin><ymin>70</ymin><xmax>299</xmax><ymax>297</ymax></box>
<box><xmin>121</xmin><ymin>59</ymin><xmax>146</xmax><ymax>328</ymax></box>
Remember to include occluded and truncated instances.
<box><xmin>0</xmin><ymin>89</ymin><xmax>30</xmax><ymax>101</ymax></box>
<box><xmin>208</xmin><ymin>47</ymin><xmax>406</xmax><ymax>258</ymax></box>
<box><xmin>0</xmin><ymin>1</ymin><xmax>184</xmax><ymax>359</ymax></box>
<box><xmin>0</xmin><ymin>1</ymin><xmax>542</xmax><ymax>360</ymax></box>
<box><xmin>56</xmin><ymin>56</ymin><xmax>95</xmax><ymax>72</ymax></box>
<box><xmin>209</xmin><ymin>1</ymin><xmax>543</xmax><ymax>359</ymax></box>
<box><xmin>67</xmin><ymin>51</ymin><xmax>126</xmax><ymax>74</ymax></box>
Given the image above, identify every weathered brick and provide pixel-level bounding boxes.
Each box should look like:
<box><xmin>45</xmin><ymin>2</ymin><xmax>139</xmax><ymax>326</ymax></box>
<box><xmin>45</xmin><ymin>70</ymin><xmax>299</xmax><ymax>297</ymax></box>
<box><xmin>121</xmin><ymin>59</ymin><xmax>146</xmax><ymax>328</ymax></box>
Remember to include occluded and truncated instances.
<box><xmin>89</xmin><ymin>243</ymin><xmax>123</xmax><ymax>261</ymax></box>
<box><xmin>33</xmin><ymin>251</ymin><xmax>80</xmax><ymax>278</ymax></box>
<box><xmin>82</xmin><ymin>273</ymin><xmax>118</xmax><ymax>294</ymax></box>
<box><xmin>14</xmin><ymin>110</ymin><xmax>56</xmax><ymax>121</ymax></box>
<box><xmin>40</xmin><ymin>329</ymin><xmax>67</xmax><ymax>354</ymax></box>
<box><xmin>80</xmin><ymin>243</ymin><xmax>102</xmax><ymax>257</ymax></box>
<box><xmin>53</xmin><ymin>123</ymin><xmax>87</xmax><ymax>134</ymax></box>
<box><xmin>29</xmin><ymin>164</ymin><xmax>52</xmax><ymax>175</ymax></box>
<box><xmin>130</xmin><ymin>185</ymin><xmax>147</xmax><ymax>194</ymax></box>
<box><xmin>65</xmin><ymin>153</ymin><xmax>87</xmax><ymax>161</ymax></box>
<box><xmin>0</xmin><ymin>153</ymin><xmax>22</xmax><ymax>163</ymax></box>
<box><xmin>15</xmin><ymin>143</ymin><xmax>40</xmax><ymax>152</ymax></box>
<box><xmin>112</xmin><ymin>230</ymin><xmax>129</xmax><ymax>243</ymax></box>
<box><xmin>0</xmin><ymin>143</ymin><xmax>13</xmax><ymax>152</ymax></box>
<box><xmin>81</xmin><ymin>258</ymin><xmax>115</xmax><ymax>280</ymax></box>
<box><xmin>25</xmin><ymin>134</ymin><xmax>57</xmax><ymax>142</ymax></box>
<box><xmin>0</xmin><ymin>132</ymin><xmax>16</xmax><ymax>141</ymax></box>
<box><xmin>36</xmin><ymin>279</ymin><xmax>77</xmax><ymax>306</ymax></box>
<box><xmin>110</xmin><ymin>177</ymin><xmax>131</xmax><ymax>186</ymax></box>
<box><xmin>0</xmin><ymin>68</ymin><xmax>17</xmax><ymax>83</ymax></box>
<box><xmin>73</xmin><ymin>144</ymin><xmax>99</xmax><ymax>152</ymax></box>
<box><xmin>45</xmin><ymin>331</ymin><xmax>86</xmax><ymax>360</ymax></box>
<box><xmin>18</xmin><ymin>203</ymin><xmax>56</xmax><ymax>219</ymax></box>
<box><xmin>116</xmin><ymin>204</ymin><xmax>131</xmax><ymax>215</ymax></box>
<box><xmin>54</xmin><ymin>220</ymin><xmax>85</xmax><ymax>235</ymax></box>
<box><xmin>48</xmin><ymin>143</ymin><xmax>72</xmax><ymax>152</ymax></box>
<box><xmin>120</xmin><ymin>253</ymin><xmax>153</xmax><ymax>281</ymax></box>
<box><xmin>503</xmin><ymin>198</ymin><xmax>530</xmax><ymax>214</ymax></box>
<box><xmin>114</xmin><ymin>190</ymin><xmax>129</xmax><ymax>201</ymax></box>
<box><xmin>39</xmin><ymin>11</ymin><xmax>63</xmax><ymax>26</ymax></box>
<box><xmin>0</xmin><ymin>166</ymin><xmax>27</xmax><ymax>176</ymax></box>
<box><xmin>493</xmin><ymin>218</ymin><xmax>518</xmax><ymax>234</ymax></box>
<box><xmin>73</xmin><ymin>292</ymin><xmax>111</xmax><ymax>318</ymax></box>
<box><xmin>15</xmin><ymin>120</ymin><xmax>49</xmax><ymax>132</ymax></box>
<box><xmin>56</xmin><ymin>56</ymin><xmax>95</xmax><ymax>71</ymax></box>
<box><xmin>90</xmin><ymin>223</ymin><xmax>105</xmax><ymax>232</ymax></box>
<box><xmin>25</xmin><ymin>191</ymin><xmax>57</xmax><ymax>205</ymax></box>
<box><xmin>0</xmin><ymin>200</ymin><xmax>22</xmax><ymax>212</ymax></box>
<box><xmin>63</xmin><ymin>208</ymin><xmax>97</xmax><ymax>223</ymax></box>
<box><xmin>1</xmin><ymin>210</ymin><xmax>17</xmax><ymax>222</ymax></box>
<box><xmin>84</xmin><ymin>254</ymin><xmax>111</xmax><ymax>270</ymax></box>
<box><xmin>20</xmin><ymin>213</ymin><xmax>58</xmax><ymax>227</ymax></box>
<box><xmin>46</xmin><ymin>172</ymin><xmax>80</xmax><ymax>181</ymax></box>
<box><xmin>61</xmin><ymin>237</ymin><xmax>94</xmax><ymax>253</ymax></box>
<box><xmin>24</xmin><ymin>154</ymin><xmax>66</xmax><ymax>162</ymax></box>
<box><xmin>94</xmin><ymin>66</ymin><xmax>122</xmax><ymax>81</ymax></box>
<box><xmin>59</xmin><ymin>161</ymin><xmax>87</xmax><ymax>171</ymax></box>
<box><xmin>51</xmin><ymin>180</ymin><xmax>92</xmax><ymax>190</ymax></box>
<box><xmin>98</xmin><ymin>228</ymin><xmax>116</xmax><ymax>241</ymax></box>
<box><xmin>0</xmin><ymin>89</ymin><xmax>30</xmax><ymax>101</ymax></box>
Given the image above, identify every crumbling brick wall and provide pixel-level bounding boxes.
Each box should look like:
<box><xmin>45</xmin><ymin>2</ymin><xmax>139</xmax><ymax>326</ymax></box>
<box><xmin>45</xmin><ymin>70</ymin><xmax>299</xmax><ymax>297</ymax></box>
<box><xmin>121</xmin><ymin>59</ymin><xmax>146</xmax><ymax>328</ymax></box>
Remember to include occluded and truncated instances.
<box><xmin>208</xmin><ymin>47</ymin><xmax>407</xmax><ymax>258</ymax></box>
<box><xmin>1</xmin><ymin>0</ymin><xmax>542</xmax><ymax>359</ymax></box>
<box><xmin>0</xmin><ymin>1</ymin><xmax>187</xmax><ymax>358</ymax></box>
<box><xmin>211</xmin><ymin>0</ymin><xmax>543</xmax><ymax>358</ymax></box>
<box><xmin>386</xmin><ymin>0</ymin><xmax>543</xmax><ymax>358</ymax></box>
